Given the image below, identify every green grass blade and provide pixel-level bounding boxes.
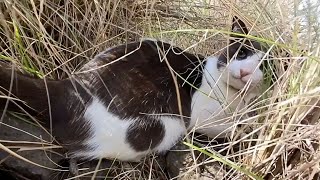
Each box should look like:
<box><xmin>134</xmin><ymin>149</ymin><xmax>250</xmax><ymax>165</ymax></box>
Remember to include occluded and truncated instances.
<box><xmin>183</xmin><ymin>142</ymin><xmax>264</xmax><ymax>180</ymax></box>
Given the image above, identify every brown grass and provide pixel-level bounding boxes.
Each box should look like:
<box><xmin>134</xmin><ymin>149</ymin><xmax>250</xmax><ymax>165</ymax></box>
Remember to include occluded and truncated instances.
<box><xmin>0</xmin><ymin>0</ymin><xmax>319</xmax><ymax>179</ymax></box>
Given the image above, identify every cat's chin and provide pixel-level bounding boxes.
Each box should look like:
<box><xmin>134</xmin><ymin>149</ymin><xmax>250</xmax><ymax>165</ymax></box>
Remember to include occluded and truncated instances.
<box><xmin>223</xmin><ymin>77</ymin><xmax>260</xmax><ymax>92</ymax></box>
<box><xmin>222</xmin><ymin>79</ymin><xmax>246</xmax><ymax>90</ymax></box>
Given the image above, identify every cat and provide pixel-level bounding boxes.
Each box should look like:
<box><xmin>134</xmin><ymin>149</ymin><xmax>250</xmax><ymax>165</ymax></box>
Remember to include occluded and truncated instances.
<box><xmin>0</xmin><ymin>16</ymin><xmax>265</xmax><ymax>162</ymax></box>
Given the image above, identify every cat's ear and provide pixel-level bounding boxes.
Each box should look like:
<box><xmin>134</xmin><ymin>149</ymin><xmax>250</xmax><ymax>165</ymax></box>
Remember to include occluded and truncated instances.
<box><xmin>231</xmin><ymin>16</ymin><xmax>248</xmax><ymax>35</ymax></box>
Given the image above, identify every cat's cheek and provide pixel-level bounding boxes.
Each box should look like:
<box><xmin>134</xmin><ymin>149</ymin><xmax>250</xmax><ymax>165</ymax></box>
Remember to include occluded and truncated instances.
<box><xmin>242</xmin><ymin>75</ymin><xmax>252</xmax><ymax>83</ymax></box>
<box><xmin>223</xmin><ymin>74</ymin><xmax>246</xmax><ymax>89</ymax></box>
<box><xmin>250</xmin><ymin>70</ymin><xmax>264</xmax><ymax>84</ymax></box>
<box><xmin>219</xmin><ymin>68</ymin><xmax>242</xmax><ymax>88</ymax></box>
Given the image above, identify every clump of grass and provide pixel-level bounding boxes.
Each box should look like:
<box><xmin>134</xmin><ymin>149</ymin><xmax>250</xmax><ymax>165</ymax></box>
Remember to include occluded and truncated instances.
<box><xmin>0</xmin><ymin>0</ymin><xmax>319</xmax><ymax>179</ymax></box>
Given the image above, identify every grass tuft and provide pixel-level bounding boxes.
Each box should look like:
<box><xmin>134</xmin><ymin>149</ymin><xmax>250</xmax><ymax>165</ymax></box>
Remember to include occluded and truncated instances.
<box><xmin>0</xmin><ymin>0</ymin><xmax>319</xmax><ymax>179</ymax></box>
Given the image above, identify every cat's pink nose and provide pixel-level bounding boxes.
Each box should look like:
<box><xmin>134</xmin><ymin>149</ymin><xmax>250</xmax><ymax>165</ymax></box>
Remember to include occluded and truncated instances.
<box><xmin>240</xmin><ymin>69</ymin><xmax>251</xmax><ymax>78</ymax></box>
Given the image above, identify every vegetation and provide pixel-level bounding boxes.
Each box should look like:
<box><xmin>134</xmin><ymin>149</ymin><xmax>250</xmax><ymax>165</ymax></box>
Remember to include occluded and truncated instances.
<box><xmin>0</xmin><ymin>0</ymin><xmax>319</xmax><ymax>179</ymax></box>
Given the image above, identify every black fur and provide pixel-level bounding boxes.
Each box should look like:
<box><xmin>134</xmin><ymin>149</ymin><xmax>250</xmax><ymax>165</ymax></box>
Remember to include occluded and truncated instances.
<box><xmin>218</xmin><ymin>16</ymin><xmax>263</xmax><ymax>69</ymax></box>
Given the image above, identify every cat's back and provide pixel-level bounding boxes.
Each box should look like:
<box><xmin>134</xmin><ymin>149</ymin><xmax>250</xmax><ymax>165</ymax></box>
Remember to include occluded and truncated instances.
<box><xmin>75</xmin><ymin>40</ymin><xmax>205</xmax><ymax>118</ymax></box>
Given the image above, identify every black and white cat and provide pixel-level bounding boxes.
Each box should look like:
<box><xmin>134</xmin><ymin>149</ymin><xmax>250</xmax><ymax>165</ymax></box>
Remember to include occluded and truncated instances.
<box><xmin>0</xmin><ymin>17</ymin><xmax>264</xmax><ymax>162</ymax></box>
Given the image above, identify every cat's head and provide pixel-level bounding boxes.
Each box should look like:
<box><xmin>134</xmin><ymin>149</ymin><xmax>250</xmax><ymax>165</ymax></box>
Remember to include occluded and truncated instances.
<box><xmin>217</xmin><ymin>16</ymin><xmax>264</xmax><ymax>90</ymax></box>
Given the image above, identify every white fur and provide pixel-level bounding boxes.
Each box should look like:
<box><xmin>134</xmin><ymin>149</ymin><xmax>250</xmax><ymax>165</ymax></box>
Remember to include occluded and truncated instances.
<box><xmin>74</xmin><ymin>97</ymin><xmax>186</xmax><ymax>161</ymax></box>
<box><xmin>190</xmin><ymin>54</ymin><xmax>263</xmax><ymax>138</ymax></box>
<box><xmin>155</xmin><ymin>116</ymin><xmax>186</xmax><ymax>152</ymax></box>
<box><xmin>74</xmin><ymin>98</ymin><xmax>143</xmax><ymax>161</ymax></box>
<box><xmin>220</xmin><ymin>52</ymin><xmax>264</xmax><ymax>90</ymax></box>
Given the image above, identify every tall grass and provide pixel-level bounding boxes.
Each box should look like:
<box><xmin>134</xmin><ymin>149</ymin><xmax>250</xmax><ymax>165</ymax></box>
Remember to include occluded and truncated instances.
<box><xmin>0</xmin><ymin>0</ymin><xmax>319</xmax><ymax>179</ymax></box>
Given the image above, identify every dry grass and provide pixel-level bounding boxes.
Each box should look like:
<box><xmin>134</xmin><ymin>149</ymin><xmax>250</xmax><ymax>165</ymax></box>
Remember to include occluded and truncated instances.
<box><xmin>0</xmin><ymin>0</ymin><xmax>319</xmax><ymax>179</ymax></box>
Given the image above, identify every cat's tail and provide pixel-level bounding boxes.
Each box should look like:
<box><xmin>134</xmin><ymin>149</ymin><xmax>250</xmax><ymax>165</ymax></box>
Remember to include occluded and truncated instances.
<box><xmin>0</xmin><ymin>63</ymin><xmax>60</xmax><ymax>117</ymax></box>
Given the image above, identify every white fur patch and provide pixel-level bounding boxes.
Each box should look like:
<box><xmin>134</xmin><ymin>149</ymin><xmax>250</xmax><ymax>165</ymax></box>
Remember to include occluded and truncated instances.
<box><xmin>156</xmin><ymin>116</ymin><xmax>186</xmax><ymax>152</ymax></box>
<box><xmin>190</xmin><ymin>56</ymin><xmax>261</xmax><ymax>138</ymax></box>
<box><xmin>74</xmin><ymin>97</ymin><xmax>185</xmax><ymax>161</ymax></box>
<box><xmin>74</xmin><ymin>98</ymin><xmax>145</xmax><ymax>161</ymax></box>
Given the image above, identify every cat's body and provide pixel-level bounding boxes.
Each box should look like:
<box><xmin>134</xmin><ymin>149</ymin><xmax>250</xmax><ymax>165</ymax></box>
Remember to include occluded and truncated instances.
<box><xmin>0</xmin><ymin>17</ymin><xmax>265</xmax><ymax>161</ymax></box>
<box><xmin>66</xmin><ymin>40</ymin><xmax>206</xmax><ymax>161</ymax></box>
